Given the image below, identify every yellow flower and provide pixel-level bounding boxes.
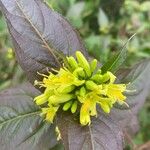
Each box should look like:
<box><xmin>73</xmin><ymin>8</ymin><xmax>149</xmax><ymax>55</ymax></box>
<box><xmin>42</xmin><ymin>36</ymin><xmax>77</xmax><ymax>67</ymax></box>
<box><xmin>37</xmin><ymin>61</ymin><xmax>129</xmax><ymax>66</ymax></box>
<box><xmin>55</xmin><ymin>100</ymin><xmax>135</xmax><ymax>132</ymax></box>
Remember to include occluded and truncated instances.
<box><xmin>41</xmin><ymin>105</ymin><xmax>59</xmax><ymax>123</ymax></box>
<box><xmin>106</xmin><ymin>84</ymin><xmax>126</xmax><ymax>102</ymax></box>
<box><xmin>43</xmin><ymin>68</ymin><xmax>85</xmax><ymax>88</ymax></box>
<box><xmin>34</xmin><ymin>51</ymin><xmax>128</xmax><ymax>126</ymax></box>
<box><xmin>80</xmin><ymin>92</ymin><xmax>98</xmax><ymax>125</ymax></box>
<box><xmin>80</xmin><ymin>99</ymin><xmax>92</xmax><ymax>126</ymax></box>
<box><xmin>34</xmin><ymin>88</ymin><xmax>53</xmax><ymax>105</ymax></box>
<box><xmin>98</xmin><ymin>97</ymin><xmax>114</xmax><ymax>113</ymax></box>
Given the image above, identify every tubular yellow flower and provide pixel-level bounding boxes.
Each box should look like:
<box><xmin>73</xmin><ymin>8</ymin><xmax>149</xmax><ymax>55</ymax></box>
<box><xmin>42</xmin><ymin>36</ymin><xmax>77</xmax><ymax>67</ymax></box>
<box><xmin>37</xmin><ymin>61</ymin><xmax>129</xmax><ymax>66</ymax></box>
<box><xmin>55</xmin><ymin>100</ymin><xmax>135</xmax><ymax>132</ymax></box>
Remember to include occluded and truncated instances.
<box><xmin>34</xmin><ymin>51</ymin><xmax>128</xmax><ymax>126</ymax></box>
<box><xmin>106</xmin><ymin>84</ymin><xmax>126</xmax><ymax>102</ymax></box>
<box><xmin>34</xmin><ymin>88</ymin><xmax>53</xmax><ymax>105</ymax></box>
<box><xmin>98</xmin><ymin>97</ymin><xmax>114</xmax><ymax>113</ymax></box>
<box><xmin>41</xmin><ymin>105</ymin><xmax>59</xmax><ymax>123</ymax></box>
<box><xmin>80</xmin><ymin>99</ymin><xmax>92</xmax><ymax>126</ymax></box>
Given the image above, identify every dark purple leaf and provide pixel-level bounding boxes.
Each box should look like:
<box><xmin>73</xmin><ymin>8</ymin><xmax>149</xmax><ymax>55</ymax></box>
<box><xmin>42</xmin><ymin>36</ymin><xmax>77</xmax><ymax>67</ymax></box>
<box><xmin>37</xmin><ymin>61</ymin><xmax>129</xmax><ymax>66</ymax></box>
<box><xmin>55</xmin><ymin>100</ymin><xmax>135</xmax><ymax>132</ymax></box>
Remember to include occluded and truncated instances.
<box><xmin>0</xmin><ymin>83</ymin><xmax>57</xmax><ymax>150</ymax></box>
<box><xmin>57</xmin><ymin>111</ymin><xmax>124</xmax><ymax>150</ymax></box>
<box><xmin>113</xmin><ymin>60</ymin><xmax>150</xmax><ymax>135</ymax></box>
<box><xmin>0</xmin><ymin>0</ymin><xmax>87</xmax><ymax>83</ymax></box>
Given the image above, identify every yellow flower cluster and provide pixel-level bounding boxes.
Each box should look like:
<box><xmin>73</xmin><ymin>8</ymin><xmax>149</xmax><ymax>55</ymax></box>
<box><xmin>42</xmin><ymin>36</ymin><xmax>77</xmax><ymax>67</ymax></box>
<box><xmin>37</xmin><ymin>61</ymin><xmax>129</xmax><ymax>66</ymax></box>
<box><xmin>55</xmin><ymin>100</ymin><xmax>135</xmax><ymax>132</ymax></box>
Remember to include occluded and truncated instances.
<box><xmin>34</xmin><ymin>51</ymin><xmax>127</xmax><ymax>126</ymax></box>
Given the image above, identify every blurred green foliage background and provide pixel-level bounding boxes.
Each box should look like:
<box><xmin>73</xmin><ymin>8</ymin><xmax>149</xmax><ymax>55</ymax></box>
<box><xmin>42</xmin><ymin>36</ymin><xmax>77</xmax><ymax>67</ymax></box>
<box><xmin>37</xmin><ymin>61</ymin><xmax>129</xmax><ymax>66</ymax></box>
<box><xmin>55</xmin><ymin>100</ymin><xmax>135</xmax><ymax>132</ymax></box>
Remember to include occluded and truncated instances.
<box><xmin>0</xmin><ymin>0</ymin><xmax>150</xmax><ymax>149</ymax></box>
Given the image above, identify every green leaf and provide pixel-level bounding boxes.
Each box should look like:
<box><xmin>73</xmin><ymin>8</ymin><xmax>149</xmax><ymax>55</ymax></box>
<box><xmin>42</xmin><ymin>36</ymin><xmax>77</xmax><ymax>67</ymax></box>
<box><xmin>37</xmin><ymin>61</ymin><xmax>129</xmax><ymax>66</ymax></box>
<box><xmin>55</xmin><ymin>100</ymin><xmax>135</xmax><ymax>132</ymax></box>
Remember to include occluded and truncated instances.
<box><xmin>140</xmin><ymin>1</ymin><xmax>150</xmax><ymax>11</ymax></box>
<box><xmin>67</xmin><ymin>2</ymin><xmax>85</xmax><ymax>28</ymax></box>
<box><xmin>100</xmin><ymin>0</ymin><xmax>125</xmax><ymax>19</ymax></box>
<box><xmin>98</xmin><ymin>8</ymin><xmax>109</xmax><ymax>33</ymax></box>
<box><xmin>85</xmin><ymin>34</ymin><xmax>110</xmax><ymax>62</ymax></box>
<box><xmin>0</xmin><ymin>83</ymin><xmax>57</xmax><ymax>150</ymax></box>
<box><xmin>101</xmin><ymin>34</ymin><xmax>136</xmax><ymax>74</ymax></box>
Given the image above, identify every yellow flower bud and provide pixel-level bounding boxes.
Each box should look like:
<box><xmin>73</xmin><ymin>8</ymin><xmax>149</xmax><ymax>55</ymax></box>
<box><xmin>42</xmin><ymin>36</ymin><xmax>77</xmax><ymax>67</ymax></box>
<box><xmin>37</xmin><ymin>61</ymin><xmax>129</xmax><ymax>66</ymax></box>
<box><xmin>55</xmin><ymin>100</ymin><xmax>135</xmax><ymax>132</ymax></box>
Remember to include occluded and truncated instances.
<box><xmin>73</xmin><ymin>67</ymin><xmax>85</xmax><ymax>78</ymax></box>
<box><xmin>34</xmin><ymin>94</ymin><xmax>48</xmax><ymax>105</ymax></box>
<box><xmin>67</xmin><ymin>56</ymin><xmax>78</xmax><ymax>71</ymax></box>
<box><xmin>91</xmin><ymin>74</ymin><xmax>103</xmax><ymax>83</ymax></box>
<box><xmin>34</xmin><ymin>88</ymin><xmax>52</xmax><ymax>105</ymax></box>
<box><xmin>71</xmin><ymin>101</ymin><xmax>78</xmax><ymax>113</ymax></box>
<box><xmin>86</xmin><ymin>80</ymin><xmax>98</xmax><ymax>90</ymax></box>
<box><xmin>102</xmin><ymin>73</ymin><xmax>110</xmax><ymax>83</ymax></box>
<box><xmin>73</xmin><ymin>79</ymin><xmax>85</xmax><ymax>86</ymax></box>
<box><xmin>76</xmin><ymin>51</ymin><xmax>91</xmax><ymax>77</ymax></box>
<box><xmin>90</xmin><ymin>59</ymin><xmax>97</xmax><ymax>73</ymax></box>
<box><xmin>63</xmin><ymin>101</ymin><xmax>72</xmax><ymax>111</ymax></box>
<box><xmin>79</xmin><ymin>86</ymin><xmax>86</xmax><ymax>97</ymax></box>
<box><xmin>57</xmin><ymin>85</ymin><xmax>75</xmax><ymax>94</ymax></box>
<box><xmin>49</xmin><ymin>94</ymin><xmax>75</xmax><ymax>105</ymax></box>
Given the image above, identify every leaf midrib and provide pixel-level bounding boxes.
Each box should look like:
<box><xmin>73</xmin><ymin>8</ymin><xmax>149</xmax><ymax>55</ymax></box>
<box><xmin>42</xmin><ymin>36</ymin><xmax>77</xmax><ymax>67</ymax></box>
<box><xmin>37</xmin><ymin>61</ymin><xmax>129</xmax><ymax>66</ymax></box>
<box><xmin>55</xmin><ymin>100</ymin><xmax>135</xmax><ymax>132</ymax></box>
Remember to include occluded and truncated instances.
<box><xmin>15</xmin><ymin>0</ymin><xmax>61</xmax><ymax>67</ymax></box>
<box><xmin>88</xmin><ymin>125</ymin><xmax>95</xmax><ymax>150</ymax></box>
<box><xmin>0</xmin><ymin>110</ymin><xmax>41</xmax><ymax>127</ymax></box>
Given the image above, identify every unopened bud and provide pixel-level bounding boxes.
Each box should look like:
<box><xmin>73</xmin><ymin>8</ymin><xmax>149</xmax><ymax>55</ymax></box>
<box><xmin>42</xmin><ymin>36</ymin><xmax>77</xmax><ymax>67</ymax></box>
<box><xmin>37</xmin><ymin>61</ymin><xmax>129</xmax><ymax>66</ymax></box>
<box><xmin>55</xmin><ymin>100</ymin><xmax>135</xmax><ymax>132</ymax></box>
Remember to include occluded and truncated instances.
<box><xmin>90</xmin><ymin>59</ymin><xmax>97</xmax><ymax>73</ymax></box>
<box><xmin>86</xmin><ymin>80</ymin><xmax>98</xmax><ymax>90</ymax></box>
<box><xmin>73</xmin><ymin>67</ymin><xmax>85</xmax><ymax>78</ymax></box>
<box><xmin>91</xmin><ymin>74</ymin><xmax>103</xmax><ymax>83</ymax></box>
<box><xmin>71</xmin><ymin>101</ymin><xmax>78</xmax><ymax>113</ymax></box>
<box><xmin>49</xmin><ymin>94</ymin><xmax>74</xmax><ymax>105</ymax></box>
<box><xmin>79</xmin><ymin>86</ymin><xmax>86</xmax><ymax>97</ymax></box>
<box><xmin>102</xmin><ymin>73</ymin><xmax>110</xmax><ymax>83</ymax></box>
<box><xmin>67</xmin><ymin>56</ymin><xmax>78</xmax><ymax>71</ymax></box>
<box><xmin>76</xmin><ymin>51</ymin><xmax>91</xmax><ymax>77</ymax></box>
<box><xmin>63</xmin><ymin>101</ymin><xmax>72</xmax><ymax>111</ymax></box>
<box><xmin>57</xmin><ymin>85</ymin><xmax>75</xmax><ymax>94</ymax></box>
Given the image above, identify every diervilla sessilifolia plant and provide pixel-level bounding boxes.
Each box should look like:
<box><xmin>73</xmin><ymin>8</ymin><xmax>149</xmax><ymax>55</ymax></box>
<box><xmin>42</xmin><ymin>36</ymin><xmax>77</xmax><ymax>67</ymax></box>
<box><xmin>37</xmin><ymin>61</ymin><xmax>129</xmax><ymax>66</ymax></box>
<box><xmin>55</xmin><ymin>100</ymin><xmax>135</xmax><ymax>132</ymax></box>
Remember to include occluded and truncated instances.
<box><xmin>34</xmin><ymin>51</ymin><xmax>127</xmax><ymax>126</ymax></box>
<box><xmin>0</xmin><ymin>0</ymin><xmax>150</xmax><ymax>150</ymax></box>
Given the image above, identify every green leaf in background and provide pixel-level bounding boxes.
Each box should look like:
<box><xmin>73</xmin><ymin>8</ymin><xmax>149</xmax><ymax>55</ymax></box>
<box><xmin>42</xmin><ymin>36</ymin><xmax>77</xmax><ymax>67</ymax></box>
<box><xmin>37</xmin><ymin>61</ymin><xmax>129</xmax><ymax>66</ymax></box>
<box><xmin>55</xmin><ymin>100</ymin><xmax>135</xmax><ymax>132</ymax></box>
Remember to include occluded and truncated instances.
<box><xmin>85</xmin><ymin>34</ymin><xmax>111</xmax><ymax>62</ymax></box>
<box><xmin>140</xmin><ymin>1</ymin><xmax>150</xmax><ymax>12</ymax></box>
<box><xmin>67</xmin><ymin>2</ymin><xmax>85</xmax><ymax>28</ymax></box>
<box><xmin>100</xmin><ymin>0</ymin><xmax>125</xmax><ymax>19</ymax></box>
<box><xmin>0</xmin><ymin>83</ymin><xmax>57</xmax><ymax>150</ymax></box>
<box><xmin>0</xmin><ymin>15</ymin><xmax>6</xmax><ymax>32</ymax></box>
<box><xmin>98</xmin><ymin>8</ymin><xmax>109</xmax><ymax>33</ymax></box>
<box><xmin>101</xmin><ymin>34</ymin><xmax>136</xmax><ymax>74</ymax></box>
